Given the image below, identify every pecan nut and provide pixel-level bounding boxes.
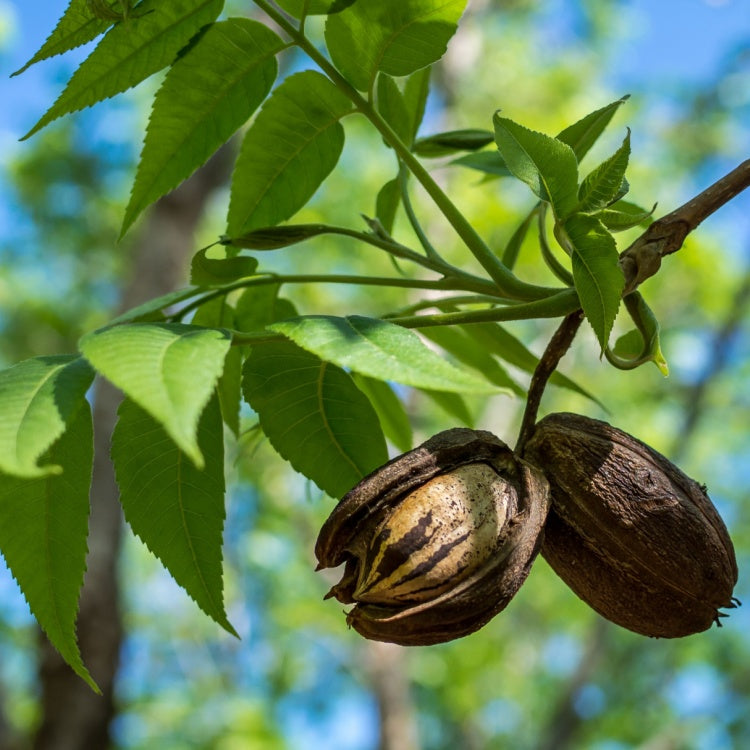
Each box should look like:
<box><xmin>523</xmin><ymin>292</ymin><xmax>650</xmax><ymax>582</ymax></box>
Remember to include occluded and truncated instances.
<box><xmin>523</xmin><ymin>412</ymin><xmax>738</xmax><ymax>637</ymax></box>
<box><xmin>315</xmin><ymin>428</ymin><xmax>550</xmax><ymax>645</ymax></box>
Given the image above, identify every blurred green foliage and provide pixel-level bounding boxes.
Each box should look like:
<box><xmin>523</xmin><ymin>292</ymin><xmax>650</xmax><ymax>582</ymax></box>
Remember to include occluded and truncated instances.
<box><xmin>1</xmin><ymin>1</ymin><xmax>749</xmax><ymax>748</ymax></box>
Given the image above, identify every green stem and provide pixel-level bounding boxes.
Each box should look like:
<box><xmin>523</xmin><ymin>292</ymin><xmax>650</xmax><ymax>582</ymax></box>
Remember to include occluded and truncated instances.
<box><xmin>172</xmin><ymin>272</ymin><xmax>489</xmax><ymax>321</ymax></box>
<box><xmin>384</xmin><ymin>294</ymin><xmax>519</xmax><ymax>317</ymax></box>
<box><xmin>229</xmin><ymin>289</ymin><xmax>581</xmax><ymax>346</ymax></box>
<box><xmin>316</xmin><ymin>225</ymin><xmax>497</xmax><ymax>293</ymax></box>
<box><xmin>538</xmin><ymin>206</ymin><xmax>575</xmax><ymax>285</ymax></box>
<box><xmin>398</xmin><ymin>161</ymin><xmax>442</xmax><ymax>262</ymax></box>
<box><xmin>388</xmin><ymin>289</ymin><xmax>580</xmax><ymax>329</ymax></box>
<box><xmin>251</xmin><ymin>0</ymin><xmax>563</xmax><ymax>302</ymax></box>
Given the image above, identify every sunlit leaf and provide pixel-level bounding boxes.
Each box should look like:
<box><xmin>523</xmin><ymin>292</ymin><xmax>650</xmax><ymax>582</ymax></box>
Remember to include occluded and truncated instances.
<box><xmin>270</xmin><ymin>315</ymin><xmax>499</xmax><ymax>393</ymax></box>
<box><xmin>0</xmin><ymin>404</ymin><xmax>97</xmax><ymax>691</ymax></box>
<box><xmin>0</xmin><ymin>355</ymin><xmax>94</xmax><ymax>478</ymax></box>
<box><xmin>351</xmin><ymin>374</ymin><xmax>412</xmax><ymax>453</ymax></box>
<box><xmin>565</xmin><ymin>214</ymin><xmax>624</xmax><ymax>349</ymax></box>
<box><xmin>325</xmin><ymin>0</ymin><xmax>467</xmax><ymax>92</ymax></box>
<box><xmin>12</xmin><ymin>0</ymin><xmax>113</xmax><ymax>76</ymax></box>
<box><xmin>557</xmin><ymin>95</ymin><xmax>629</xmax><ymax>161</ymax></box>
<box><xmin>23</xmin><ymin>0</ymin><xmax>224</xmax><ymax>139</ymax></box>
<box><xmin>79</xmin><ymin>323</ymin><xmax>231</xmax><ymax>467</ymax></box>
<box><xmin>493</xmin><ymin>115</ymin><xmax>579</xmax><ymax>218</ymax></box>
<box><xmin>578</xmin><ymin>130</ymin><xmax>631</xmax><ymax>213</ymax></box>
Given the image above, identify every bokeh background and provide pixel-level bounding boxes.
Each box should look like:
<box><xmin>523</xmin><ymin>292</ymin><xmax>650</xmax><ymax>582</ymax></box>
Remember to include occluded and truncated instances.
<box><xmin>1</xmin><ymin>1</ymin><xmax>749</xmax><ymax>748</ymax></box>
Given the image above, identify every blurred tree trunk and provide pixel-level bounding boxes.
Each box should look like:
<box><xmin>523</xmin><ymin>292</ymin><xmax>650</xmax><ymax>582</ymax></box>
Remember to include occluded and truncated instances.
<box><xmin>31</xmin><ymin>147</ymin><xmax>233</xmax><ymax>750</ymax></box>
<box><xmin>364</xmin><ymin>642</ymin><xmax>420</xmax><ymax>750</ymax></box>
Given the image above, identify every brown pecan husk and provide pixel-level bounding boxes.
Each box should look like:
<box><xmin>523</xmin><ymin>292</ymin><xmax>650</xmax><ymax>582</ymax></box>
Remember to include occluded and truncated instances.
<box><xmin>523</xmin><ymin>412</ymin><xmax>738</xmax><ymax>638</ymax></box>
<box><xmin>315</xmin><ymin>428</ymin><xmax>550</xmax><ymax>646</ymax></box>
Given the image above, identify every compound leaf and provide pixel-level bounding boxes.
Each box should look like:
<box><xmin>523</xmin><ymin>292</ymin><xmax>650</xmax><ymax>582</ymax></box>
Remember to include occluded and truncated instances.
<box><xmin>122</xmin><ymin>18</ymin><xmax>283</xmax><ymax>234</ymax></box>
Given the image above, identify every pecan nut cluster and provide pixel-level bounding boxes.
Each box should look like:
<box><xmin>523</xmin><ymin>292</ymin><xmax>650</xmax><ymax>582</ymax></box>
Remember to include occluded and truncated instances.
<box><xmin>315</xmin><ymin>415</ymin><xmax>738</xmax><ymax>645</ymax></box>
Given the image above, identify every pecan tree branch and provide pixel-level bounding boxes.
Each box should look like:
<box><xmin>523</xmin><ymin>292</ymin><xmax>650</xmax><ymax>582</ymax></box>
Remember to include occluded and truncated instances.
<box><xmin>515</xmin><ymin>309</ymin><xmax>585</xmax><ymax>453</ymax></box>
<box><xmin>619</xmin><ymin>159</ymin><xmax>750</xmax><ymax>295</ymax></box>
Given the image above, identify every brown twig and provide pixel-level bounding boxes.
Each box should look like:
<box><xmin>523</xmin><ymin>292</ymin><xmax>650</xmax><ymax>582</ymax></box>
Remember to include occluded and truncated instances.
<box><xmin>619</xmin><ymin>159</ymin><xmax>750</xmax><ymax>295</ymax></box>
<box><xmin>515</xmin><ymin>309</ymin><xmax>584</xmax><ymax>452</ymax></box>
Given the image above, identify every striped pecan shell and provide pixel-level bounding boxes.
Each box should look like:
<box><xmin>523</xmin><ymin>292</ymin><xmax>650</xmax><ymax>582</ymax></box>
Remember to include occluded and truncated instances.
<box><xmin>315</xmin><ymin>428</ymin><xmax>550</xmax><ymax>646</ymax></box>
<box><xmin>523</xmin><ymin>412</ymin><xmax>739</xmax><ymax>638</ymax></box>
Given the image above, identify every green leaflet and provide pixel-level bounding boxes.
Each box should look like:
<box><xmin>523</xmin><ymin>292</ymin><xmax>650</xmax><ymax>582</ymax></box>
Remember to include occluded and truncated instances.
<box><xmin>420</xmin><ymin>326</ymin><xmax>524</xmax><ymax>396</ymax></box>
<box><xmin>402</xmin><ymin>66</ymin><xmax>431</xmax><ymax>144</ymax></box>
<box><xmin>557</xmin><ymin>95</ymin><xmax>630</xmax><ymax>161</ymax></box>
<box><xmin>79</xmin><ymin>323</ymin><xmax>231</xmax><ymax>468</ymax></box>
<box><xmin>270</xmin><ymin>315</ymin><xmax>500</xmax><ymax>394</ymax></box>
<box><xmin>577</xmin><ymin>130</ymin><xmax>631</xmax><ymax>213</ymax></box>
<box><xmin>112</xmin><ymin>395</ymin><xmax>237</xmax><ymax>635</ymax></box>
<box><xmin>451</xmin><ymin>151</ymin><xmax>511</xmax><ymax>177</ymax></box>
<box><xmin>242</xmin><ymin>341</ymin><xmax>388</xmax><ymax>498</ymax></box>
<box><xmin>190</xmin><ymin>245</ymin><xmax>259</xmax><ymax>286</ymax></box>
<box><xmin>0</xmin><ymin>355</ymin><xmax>95</xmax><ymax>478</ymax></box>
<box><xmin>23</xmin><ymin>0</ymin><xmax>224</xmax><ymax>140</ymax></box>
<box><xmin>493</xmin><ymin>116</ymin><xmax>579</xmax><ymax>218</ymax></box>
<box><xmin>12</xmin><ymin>0</ymin><xmax>114</xmax><ymax>76</ymax></box>
<box><xmin>501</xmin><ymin>208</ymin><xmax>536</xmax><ymax>268</ymax></box>
<box><xmin>0</xmin><ymin>404</ymin><xmax>97</xmax><ymax>691</ymax></box>
<box><xmin>235</xmin><ymin>284</ymin><xmax>293</xmax><ymax>333</ymax></box>
<box><xmin>459</xmin><ymin>323</ymin><xmax>605</xmax><ymax>408</ymax></box>
<box><xmin>564</xmin><ymin>214</ymin><xmax>624</xmax><ymax>350</ymax></box>
<box><xmin>192</xmin><ymin>298</ymin><xmax>242</xmax><ymax>436</ymax></box>
<box><xmin>413</xmin><ymin>129</ymin><xmax>495</xmax><ymax>157</ymax></box>
<box><xmin>375</xmin><ymin>179</ymin><xmax>401</xmax><ymax>235</ymax></box>
<box><xmin>277</xmin><ymin>0</ymin><xmax>357</xmax><ymax>15</ymax></box>
<box><xmin>598</xmin><ymin>200</ymin><xmax>655</xmax><ymax>232</ymax></box>
<box><xmin>376</xmin><ymin>74</ymin><xmax>413</xmax><ymax>146</ymax></box>
<box><xmin>226</xmin><ymin>71</ymin><xmax>353</xmax><ymax>238</ymax></box>
<box><xmin>351</xmin><ymin>374</ymin><xmax>413</xmax><ymax>453</ymax></box>
<box><xmin>122</xmin><ymin>18</ymin><xmax>284</xmax><ymax>235</ymax></box>
<box><xmin>325</xmin><ymin>0</ymin><xmax>467</xmax><ymax>92</ymax></box>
